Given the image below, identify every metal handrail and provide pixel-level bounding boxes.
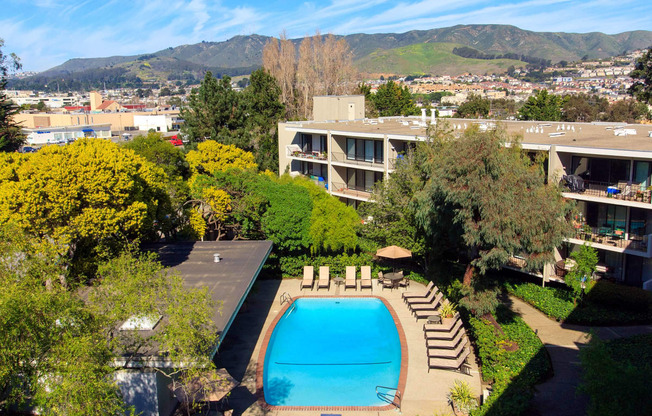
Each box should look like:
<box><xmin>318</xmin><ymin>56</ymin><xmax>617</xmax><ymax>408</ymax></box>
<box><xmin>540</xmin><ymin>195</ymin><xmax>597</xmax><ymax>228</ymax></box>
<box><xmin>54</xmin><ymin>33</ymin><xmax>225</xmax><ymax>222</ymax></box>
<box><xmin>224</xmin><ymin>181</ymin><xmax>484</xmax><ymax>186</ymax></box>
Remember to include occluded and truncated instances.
<box><xmin>279</xmin><ymin>292</ymin><xmax>292</xmax><ymax>306</ymax></box>
<box><xmin>376</xmin><ymin>385</ymin><xmax>401</xmax><ymax>411</ymax></box>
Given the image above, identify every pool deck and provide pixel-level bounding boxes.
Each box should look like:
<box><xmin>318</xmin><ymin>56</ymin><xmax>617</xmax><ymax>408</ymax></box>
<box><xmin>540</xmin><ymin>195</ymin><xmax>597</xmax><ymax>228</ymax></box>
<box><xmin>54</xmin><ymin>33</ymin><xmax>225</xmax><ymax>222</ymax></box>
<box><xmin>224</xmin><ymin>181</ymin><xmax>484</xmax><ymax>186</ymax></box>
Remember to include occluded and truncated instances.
<box><xmin>216</xmin><ymin>279</ymin><xmax>483</xmax><ymax>416</ymax></box>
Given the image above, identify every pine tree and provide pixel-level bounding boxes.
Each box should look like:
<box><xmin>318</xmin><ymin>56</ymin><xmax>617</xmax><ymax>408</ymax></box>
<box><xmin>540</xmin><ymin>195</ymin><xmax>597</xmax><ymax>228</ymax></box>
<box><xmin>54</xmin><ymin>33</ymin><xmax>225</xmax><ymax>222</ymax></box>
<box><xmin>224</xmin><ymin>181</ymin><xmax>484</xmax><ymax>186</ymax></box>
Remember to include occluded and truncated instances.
<box><xmin>0</xmin><ymin>39</ymin><xmax>24</xmax><ymax>152</ymax></box>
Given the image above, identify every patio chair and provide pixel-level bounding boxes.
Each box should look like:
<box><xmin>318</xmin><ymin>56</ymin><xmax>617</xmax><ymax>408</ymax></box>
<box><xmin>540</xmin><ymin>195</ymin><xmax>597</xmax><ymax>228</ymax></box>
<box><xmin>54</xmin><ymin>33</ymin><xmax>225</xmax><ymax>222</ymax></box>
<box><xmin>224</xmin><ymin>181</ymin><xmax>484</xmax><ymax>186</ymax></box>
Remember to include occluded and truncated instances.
<box><xmin>360</xmin><ymin>266</ymin><xmax>372</xmax><ymax>290</ymax></box>
<box><xmin>345</xmin><ymin>266</ymin><xmax>356</xmax><ymax>290</ymax></box>
<box><xmin>301</xmin><ymin>265</ymin><xmax>314</xmax><ymax>290</ymax></box>
<box><xmin>427</xmin><ymin>336</ymin><xmax>468</xmax><ymax>359</ymax></box>
<box><xmin>427</xmin><ymin>347</ymin><xmax>472</xmax><ymax>374</ymax></box>
<box><xmin>402</xmin><ymin>281</ymin><xmax>435</xmax><ymax>302</ymax></box>
<box><xmin>382</xmin><ymin>274</ymin><xmax>395</xmax><ymax>290</ymax></box>
<box><xmin>318</xmin><ymin>266</ymin><xmax>330</xmax><ymax>290</ymax></box>
<box><xmin>405</xmin><ymin>287</ymin><xmax>439</xmax><ymax>307</ymax></box>
<box><xmin>398</xmin><ymin>272</ymin><xmax>409</xmax><ymax>290</ymax></box>
<box><xmin>426</xmin><ymin>328</ymin><xmax>467</xmax><ymax>349</ymax></box>
<box><xmin>377</xmin><ymin>271</ymin><xmax>385</xmax><ymax>286</ymax></box>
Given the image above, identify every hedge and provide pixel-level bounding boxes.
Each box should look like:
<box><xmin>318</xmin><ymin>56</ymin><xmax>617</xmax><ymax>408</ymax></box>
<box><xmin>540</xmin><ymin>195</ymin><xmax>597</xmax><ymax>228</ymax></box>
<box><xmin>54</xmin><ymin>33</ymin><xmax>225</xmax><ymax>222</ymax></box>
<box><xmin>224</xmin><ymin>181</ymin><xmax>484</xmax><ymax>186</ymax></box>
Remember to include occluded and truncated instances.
<box><xmin>505</xmin><ymin>280</ymin><xmax>652</xmax><ymax>325</ymax></box>
<box><xmin>468</xmin><ymin>306</ymin><xmax>551</xmax><ymax>416</ymax></box>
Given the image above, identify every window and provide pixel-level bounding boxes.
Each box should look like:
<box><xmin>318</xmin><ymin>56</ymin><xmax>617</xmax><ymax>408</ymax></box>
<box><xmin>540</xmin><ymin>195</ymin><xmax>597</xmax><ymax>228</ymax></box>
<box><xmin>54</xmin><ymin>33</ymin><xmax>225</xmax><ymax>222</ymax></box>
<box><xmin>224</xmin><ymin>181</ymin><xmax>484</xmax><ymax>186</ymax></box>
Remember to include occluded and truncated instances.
<box><xmin>346</xmin><ymin>169</ymin><xmax>383</xmax><ymax>192</ymax></box>
<box><xmin>301</xmin><ymin>134</ymin><xmax>312</xmax><ymax>153</ymax></box>
<box><xmin>320</xmin><ymin>135</ymin><xmax>327</xmax><ymax>153</ymax></box>
<box><xmin>346</xmin><ymin>138</ymin><xmax>384</xmax><ymax>163</ymax></box>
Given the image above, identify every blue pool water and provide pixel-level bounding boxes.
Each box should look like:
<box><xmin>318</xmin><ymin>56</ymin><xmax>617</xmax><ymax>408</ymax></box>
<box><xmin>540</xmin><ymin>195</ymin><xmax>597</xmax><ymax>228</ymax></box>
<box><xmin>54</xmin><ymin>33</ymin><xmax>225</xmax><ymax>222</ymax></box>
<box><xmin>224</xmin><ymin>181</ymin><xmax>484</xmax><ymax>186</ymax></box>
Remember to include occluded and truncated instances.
<box><xmin>263</xmin><ymin>297</ymin><xmax>401</xmax><ymax>407</ymax></box>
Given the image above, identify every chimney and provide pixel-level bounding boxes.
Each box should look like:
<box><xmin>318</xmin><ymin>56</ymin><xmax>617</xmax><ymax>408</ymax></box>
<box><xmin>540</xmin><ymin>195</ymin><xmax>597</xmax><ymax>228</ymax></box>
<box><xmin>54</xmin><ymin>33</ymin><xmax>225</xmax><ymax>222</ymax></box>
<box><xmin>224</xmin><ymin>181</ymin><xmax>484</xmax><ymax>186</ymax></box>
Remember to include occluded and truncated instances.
<box><xmin>430</xmin><ymin>108</ymin><xmax>436</xmax><ymax>124</ymax></box>
<box><xmin>421</xmin><ymin>108</ymin><xmax>426</xmax><ymax>123</ymax></box>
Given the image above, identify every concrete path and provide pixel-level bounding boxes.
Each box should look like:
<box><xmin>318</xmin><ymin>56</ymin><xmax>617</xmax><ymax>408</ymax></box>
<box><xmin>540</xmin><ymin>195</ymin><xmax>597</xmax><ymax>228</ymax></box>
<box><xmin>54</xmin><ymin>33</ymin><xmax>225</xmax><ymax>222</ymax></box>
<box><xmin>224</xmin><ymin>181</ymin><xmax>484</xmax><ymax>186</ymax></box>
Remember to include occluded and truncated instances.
<box><xmin>505</xmin><ymin>296</ymin><xmax>652</xmax><ymax>416</ymax></box>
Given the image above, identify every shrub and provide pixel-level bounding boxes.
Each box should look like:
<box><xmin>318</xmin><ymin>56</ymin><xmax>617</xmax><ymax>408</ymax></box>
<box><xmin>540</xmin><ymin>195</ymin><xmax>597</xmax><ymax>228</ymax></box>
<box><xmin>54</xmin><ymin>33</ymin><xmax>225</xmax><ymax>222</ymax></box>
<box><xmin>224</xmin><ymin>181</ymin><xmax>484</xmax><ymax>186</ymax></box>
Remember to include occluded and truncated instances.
<box><xmin>504</xmin><ymin>282</ymin><xmax>575</xmax><ymax>321</ymax></box>
<box><xmin>584</xmin><ymin>280</ymin><xmax>652</xmax><ymax>313</ymax></box>
<box><xmin>448</xmin><ymin>380</ymin><xmax>478</xmax><ymax>415</ymax></box>
<box><xmin>580</xmin><ymin>334</ymin><xmax>652</xmax><ymax>416</ymax></box>
<box><xmin>458</xmin><ymin>286</ymin><xmax>501</xmax><ymax>317</ymax></box>
<box><xmin>467</xmin><ymin>305</ymin><xmax>551</xmax><ymax>416</ymax></box>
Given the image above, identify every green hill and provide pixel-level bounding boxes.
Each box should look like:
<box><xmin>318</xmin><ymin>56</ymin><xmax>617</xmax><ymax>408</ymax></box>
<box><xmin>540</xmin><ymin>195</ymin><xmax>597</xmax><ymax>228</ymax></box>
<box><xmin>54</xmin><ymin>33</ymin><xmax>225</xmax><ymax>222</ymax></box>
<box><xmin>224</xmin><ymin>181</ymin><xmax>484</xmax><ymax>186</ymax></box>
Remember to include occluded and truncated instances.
<box><xmin>356</xmin><ymin>43</ymin><xmax>525</xmax><ymax>76</ymax></box>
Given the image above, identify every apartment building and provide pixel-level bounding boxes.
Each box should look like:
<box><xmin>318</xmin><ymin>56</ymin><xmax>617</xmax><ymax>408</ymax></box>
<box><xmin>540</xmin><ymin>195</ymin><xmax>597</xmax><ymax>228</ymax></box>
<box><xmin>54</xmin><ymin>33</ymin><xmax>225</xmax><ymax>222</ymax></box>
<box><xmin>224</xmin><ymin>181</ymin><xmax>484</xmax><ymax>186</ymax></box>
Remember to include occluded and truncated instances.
<box><xmin>278</xmin><ymin>96</ymin><xmax>652</xmax><ymax>289</ymax></box>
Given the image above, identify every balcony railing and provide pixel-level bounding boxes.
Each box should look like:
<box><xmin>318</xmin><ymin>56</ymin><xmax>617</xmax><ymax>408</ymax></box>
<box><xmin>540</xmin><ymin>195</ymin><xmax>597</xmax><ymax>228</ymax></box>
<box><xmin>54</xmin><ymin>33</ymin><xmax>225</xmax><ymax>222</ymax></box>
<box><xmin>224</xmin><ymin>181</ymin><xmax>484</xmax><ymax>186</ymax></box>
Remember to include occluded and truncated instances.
<box><xmin>330</xmin><ymin>182</ymin><xmax>372</xmax><ymax>200</ymax></box>
<box><xmin>563</xmin><ymin>179</ymin><xmax>652</xmax><ymax>203</ymax></box>
<box><xmin>570</xmin><ymin>226</ymin><xmax>650</xmax><ymax>252</ymax></box>
<box><xmin>286</xmin><ymin>146</ymin><xmax>327</xmax><ymax>161</ymax></box>
<box><xmin>331</xmin><ymin>152</ymin><xmax>384</xmax><ymax>167</ymax></box>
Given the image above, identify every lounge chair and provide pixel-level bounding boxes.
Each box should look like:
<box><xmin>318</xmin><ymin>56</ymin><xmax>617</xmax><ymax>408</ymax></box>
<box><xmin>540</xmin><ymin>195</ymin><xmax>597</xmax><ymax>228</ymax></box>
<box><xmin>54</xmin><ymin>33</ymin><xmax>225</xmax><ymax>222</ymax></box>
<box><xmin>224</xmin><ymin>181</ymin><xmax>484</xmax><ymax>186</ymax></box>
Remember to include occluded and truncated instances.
<box><xmin>405</xmin><ymin>288</ymin><xmax>440</xmax><ymax>307</ymax></box>
<box><xmin>427</xmin><ymin>332</ymin><xmax>467</xmax><ymax>350</ymax></box>
<box><xmin>410</xmin><ymin>292</ymin><xmax>444</xmax><ymax>314</ymax></box>
<box><xmin>301</xmin><ymin>265</ymin><xmax>314</xmax><ymax>290</ymax></box>
<box><xmin>345</xmin><ymin>266</ymin><xmax>356</xmax><ymax>290</ymax></box>
<box><xmin>427</xmin><ymin>347</ymin><xmax>471</xmax><ymax>374</ymax></box>
<box><xmin>427</xmin><ymin>336</ymin><xmax>468</xmax><ymax>358</ymax></box>
<box><xmin>360</xmin><ymin>266</ymin><xmax>372</xmax><ymax>290</ymax></box>
<box><xmin>424</xmin><ymin>320</ymin><xmax>464</xmax><ymax>341</ymax></box>
<box><xmin>402</xmin><ymin>281</ymin><xmax>435</xmax><ymax>302</ymax></box>
<box><xmin>318</xmin><ymin>266</ymin><xmax>330</xmax><ymax>290</ymax></box>
<box><xmin>423</xmin><ymin>313</ymin><xmax>461</xmax><ymax>332</ymax></box>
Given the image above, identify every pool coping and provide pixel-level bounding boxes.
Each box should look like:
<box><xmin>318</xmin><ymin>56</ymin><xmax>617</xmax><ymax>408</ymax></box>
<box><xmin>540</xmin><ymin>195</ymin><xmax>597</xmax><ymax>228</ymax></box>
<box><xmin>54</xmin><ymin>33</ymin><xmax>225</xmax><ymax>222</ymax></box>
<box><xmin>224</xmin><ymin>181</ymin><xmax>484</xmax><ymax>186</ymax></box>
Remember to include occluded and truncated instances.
<box><xmin>255</xmin><ymin>295</ymin><xmax>408</xmax><ymax>412</ymax></box>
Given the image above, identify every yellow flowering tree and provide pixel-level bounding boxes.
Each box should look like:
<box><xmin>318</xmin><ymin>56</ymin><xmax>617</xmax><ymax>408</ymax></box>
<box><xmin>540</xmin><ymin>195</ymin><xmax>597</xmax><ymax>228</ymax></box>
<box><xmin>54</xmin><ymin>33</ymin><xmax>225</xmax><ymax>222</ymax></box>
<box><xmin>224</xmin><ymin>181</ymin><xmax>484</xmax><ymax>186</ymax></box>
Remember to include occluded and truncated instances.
<box><xmin>0</xmin><ymin>139</ymin><xmax>170</xmax><ymax>274</ymax></box>
<box><xmin>186</xmin><ymin>140</ymin><xmax>257</xmax><ymax>175</ymax></box>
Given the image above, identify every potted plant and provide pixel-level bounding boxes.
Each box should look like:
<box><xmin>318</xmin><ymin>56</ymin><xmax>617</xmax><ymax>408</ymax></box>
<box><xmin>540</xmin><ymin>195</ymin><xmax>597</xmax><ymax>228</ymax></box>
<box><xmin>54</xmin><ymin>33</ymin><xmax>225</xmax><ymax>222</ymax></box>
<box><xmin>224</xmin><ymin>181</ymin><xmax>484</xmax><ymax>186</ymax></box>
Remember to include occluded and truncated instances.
<box><xmin>447</xmin><ymin>380</ymin><xmax>478</xmax><ymax>416</ymax></box>
<box><xmin>439</xmin><ymin>301</ymin><xmax>457</xmax><ymax>325</ymax></box>
<box><xmin>582</xmin><ymin>224</ymin><xmax>592</xmax><ymax>241</ymax></box>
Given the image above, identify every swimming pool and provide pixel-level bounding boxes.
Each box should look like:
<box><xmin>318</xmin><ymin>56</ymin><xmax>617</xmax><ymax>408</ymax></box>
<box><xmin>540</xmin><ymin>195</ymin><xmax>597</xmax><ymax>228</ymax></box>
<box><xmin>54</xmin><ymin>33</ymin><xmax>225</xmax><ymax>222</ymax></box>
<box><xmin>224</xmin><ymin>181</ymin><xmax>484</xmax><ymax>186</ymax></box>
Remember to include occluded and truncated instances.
<box><xmin>261</xmin><ymin>297</ymin><xmax>403</xmax><ymax>408</ymax></box>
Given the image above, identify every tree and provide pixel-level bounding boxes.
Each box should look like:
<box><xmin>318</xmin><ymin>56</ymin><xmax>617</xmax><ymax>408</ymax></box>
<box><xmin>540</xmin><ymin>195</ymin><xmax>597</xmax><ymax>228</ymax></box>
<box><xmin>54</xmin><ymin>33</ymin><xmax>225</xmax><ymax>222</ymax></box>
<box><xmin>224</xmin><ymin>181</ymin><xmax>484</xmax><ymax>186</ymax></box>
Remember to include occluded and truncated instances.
<box><xmin>180</xmin><ymin>72</ymin><xmax>246</xmax><ymax>148</ymax></box>
<box><xmin>0</xmin><ymin>39</ymin><xmax>24</xmax><ymax>152</ymax></box>
<box><xmin>565</xmin><ymin>243</ymin><xmax>598</xmax><ymax>303</ymax></box>
<box><xmin>604</xmin><ymin>99</ymin><xmax>649</xmax><ymax>123</ymax></box>
<box><xmin>414</xmin><ymin>123</ymin><xmax>573</xmax><ymax>285</ymax></box>
<box><xmin>455</xmin><ymin>94</ymin><xmax>490</xmax><ymax>118</ymax></box>
<box><xmin>242</xmin><ymin>68</ymin><xmax>285</xmax><ymax>172</ymax></box>
<box><xmin>186</xmin><ymin>140</ymin><xmax>257</xmax><ymax>176</ymax></box>
<box><xmin>264</xmin><ymin>31</ymin><xmax>358</xmax><ymax>119</ymax></box>
<box><xmin>562</xmin><ymin>94</ymin><xmax>608</xmax><ymax>122</ymax></box>
<box><xmin>262</xmin><ymin>32</ymin><xmax>296</xmax><ymax>118</ymax></box>
<box><xmin>0</xmin><ymin>139</ymin><xmax>171</xmax><ymax>276</ymax></box>
<box><xmin>359</xmin><ymin>148</ymin><xmax>426</xmax><ymax>259</ymax></box>
<box><xmin>159</xmin><ymin>86</ymin><xmax>172</xmax><ymax>96</ymax></box>
<box><xmin>371</xmin><ymin>81</ymin><xmax>418</xmax><ymax>117</ymax></box>
<box><xmin>629</xmin><ymin>48</ymin><xmax>652</xmax><ymax>104</ymax></box>
<box><xmin>0</xmin><ymin>228</ymin><xmax>217</xmax><ymax>414</ymax></box>
<box><xmin>518</xmin><ymin>89</ymin><xmax>565</xmax><ymax>121</ymax></box>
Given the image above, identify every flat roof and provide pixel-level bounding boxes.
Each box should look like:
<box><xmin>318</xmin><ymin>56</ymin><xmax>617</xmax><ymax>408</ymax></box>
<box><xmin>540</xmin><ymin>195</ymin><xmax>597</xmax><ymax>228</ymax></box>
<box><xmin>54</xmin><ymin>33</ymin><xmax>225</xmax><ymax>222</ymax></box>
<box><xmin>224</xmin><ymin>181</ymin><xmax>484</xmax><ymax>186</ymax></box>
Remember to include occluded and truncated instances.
<box><xmin>282</xmin><ymin>117</ymin><xmax>652</xmax><ymax>154</ymax></box>
<box><xmin>147</xmin><ymin>240</ymin><xmax>273</xmax><ymax>355</ymax></box>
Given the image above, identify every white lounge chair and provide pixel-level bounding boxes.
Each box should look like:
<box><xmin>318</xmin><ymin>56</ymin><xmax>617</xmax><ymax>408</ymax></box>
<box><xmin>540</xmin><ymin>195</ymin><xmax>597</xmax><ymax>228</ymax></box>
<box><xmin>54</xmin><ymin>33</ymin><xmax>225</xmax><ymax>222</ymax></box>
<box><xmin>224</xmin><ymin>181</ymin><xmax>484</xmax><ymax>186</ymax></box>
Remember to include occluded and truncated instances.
<box><xmin>318</xmin><ymin>266</ymin><xmax>330</xmax><ymax>290</ymax></box>
<box><xmin>301</xmin><ymin>265</ymin><xmax>314</xmax><ymax>290</ymax></box>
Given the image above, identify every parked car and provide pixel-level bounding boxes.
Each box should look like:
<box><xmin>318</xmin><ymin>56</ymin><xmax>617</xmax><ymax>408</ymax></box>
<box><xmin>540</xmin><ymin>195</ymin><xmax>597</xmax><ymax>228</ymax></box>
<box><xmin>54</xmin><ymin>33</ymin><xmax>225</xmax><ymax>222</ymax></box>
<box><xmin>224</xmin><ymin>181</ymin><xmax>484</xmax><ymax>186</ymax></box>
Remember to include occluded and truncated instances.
<box><xmin>168</xmin><ymin>138</ymin><xmax>183</xmax><ymax>146</ymax></box>
<box><xmin>21</xmin><ymin>146</ymin><xmax>37</xmax><ymax>153</ymax></box>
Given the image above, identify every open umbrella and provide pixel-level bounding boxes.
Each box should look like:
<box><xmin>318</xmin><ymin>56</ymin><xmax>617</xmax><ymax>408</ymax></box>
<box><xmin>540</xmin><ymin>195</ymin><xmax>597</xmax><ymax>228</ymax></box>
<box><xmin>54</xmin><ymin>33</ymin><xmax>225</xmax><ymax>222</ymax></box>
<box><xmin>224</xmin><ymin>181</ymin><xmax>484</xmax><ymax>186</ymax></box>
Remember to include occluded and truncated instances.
<box><xmin>170</xmin><ymin>368</ymin><xmax>239</xmax><ymax>403</ymax></box>
<box><xmin>376</xmin><ymin>245</ymin><xmax>412</xmax><ymax>259</ymax></box>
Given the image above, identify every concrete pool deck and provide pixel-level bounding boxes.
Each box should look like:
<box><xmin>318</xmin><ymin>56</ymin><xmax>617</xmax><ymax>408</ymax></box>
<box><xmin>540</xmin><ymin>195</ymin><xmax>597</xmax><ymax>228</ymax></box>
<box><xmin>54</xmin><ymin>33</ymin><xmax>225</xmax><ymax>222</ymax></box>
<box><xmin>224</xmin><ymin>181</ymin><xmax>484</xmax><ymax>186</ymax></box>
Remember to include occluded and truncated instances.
<box><xmin>215</xmin><ymin>279</ymin><xmax>483</xmax><ymax>416</ymax></box>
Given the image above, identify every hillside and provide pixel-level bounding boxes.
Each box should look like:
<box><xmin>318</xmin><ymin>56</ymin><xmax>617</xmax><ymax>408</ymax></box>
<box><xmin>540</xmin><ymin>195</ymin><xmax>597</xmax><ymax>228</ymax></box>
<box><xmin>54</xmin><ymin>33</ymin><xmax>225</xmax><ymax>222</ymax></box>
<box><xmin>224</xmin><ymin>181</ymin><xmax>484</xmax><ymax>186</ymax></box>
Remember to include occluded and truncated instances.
<box><xmin>356</xmin><ymin>43</ymin><xmax>525</xmax><ymax>76</ymax></box>
<box><xmin>10</xmin><ymin>24</ymin><xmax>652</xmax><ymax>90</ymax></box>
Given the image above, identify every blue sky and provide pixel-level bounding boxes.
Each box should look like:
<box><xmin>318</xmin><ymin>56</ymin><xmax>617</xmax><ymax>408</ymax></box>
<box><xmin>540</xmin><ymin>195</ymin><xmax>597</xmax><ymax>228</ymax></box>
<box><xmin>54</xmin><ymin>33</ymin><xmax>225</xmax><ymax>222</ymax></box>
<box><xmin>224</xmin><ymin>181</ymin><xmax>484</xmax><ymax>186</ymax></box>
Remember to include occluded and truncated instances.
<box><xmin>3</xmin><ymin>0</ymin><xmax>651</xmax><ymax>72</ymax></box>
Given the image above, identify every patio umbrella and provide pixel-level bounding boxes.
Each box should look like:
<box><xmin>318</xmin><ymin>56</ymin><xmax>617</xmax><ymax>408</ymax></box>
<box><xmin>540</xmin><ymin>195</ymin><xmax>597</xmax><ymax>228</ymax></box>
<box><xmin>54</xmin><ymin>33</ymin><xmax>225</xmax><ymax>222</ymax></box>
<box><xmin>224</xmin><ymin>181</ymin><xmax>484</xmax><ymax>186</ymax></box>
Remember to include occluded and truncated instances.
<box><xmin>376</xmin><ymin>245</ymin><xmax>412</xmax><ymax>260</ymax></box>
<box><xmin>169</xmin><ymin>368</ymin><xmax>239</xmax><ymax>403</ymax></box>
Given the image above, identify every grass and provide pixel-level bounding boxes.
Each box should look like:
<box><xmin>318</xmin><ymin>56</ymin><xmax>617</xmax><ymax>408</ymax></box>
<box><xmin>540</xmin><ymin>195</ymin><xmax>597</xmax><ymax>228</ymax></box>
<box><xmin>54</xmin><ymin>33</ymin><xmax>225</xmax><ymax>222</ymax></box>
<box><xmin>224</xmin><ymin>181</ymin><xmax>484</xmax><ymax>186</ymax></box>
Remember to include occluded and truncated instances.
<box><xmin>356</xmin><ymin>42</ymin><xmax>525</xmax><ymax>76</ymax></box>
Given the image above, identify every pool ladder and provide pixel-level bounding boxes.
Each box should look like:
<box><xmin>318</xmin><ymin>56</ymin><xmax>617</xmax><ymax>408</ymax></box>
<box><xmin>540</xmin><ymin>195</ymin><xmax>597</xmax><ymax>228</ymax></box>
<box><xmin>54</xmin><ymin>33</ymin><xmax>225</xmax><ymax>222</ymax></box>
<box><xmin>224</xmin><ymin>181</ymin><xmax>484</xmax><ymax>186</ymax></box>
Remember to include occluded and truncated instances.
<box><xmin>279</xmin><ymin>292</ymin><xmax>293</xmax><ymax>306</ymax></box>
<box><xmin>376</xmin><ymin>386</ymin><xmax>402</xmax><ymax>412</ymax></box>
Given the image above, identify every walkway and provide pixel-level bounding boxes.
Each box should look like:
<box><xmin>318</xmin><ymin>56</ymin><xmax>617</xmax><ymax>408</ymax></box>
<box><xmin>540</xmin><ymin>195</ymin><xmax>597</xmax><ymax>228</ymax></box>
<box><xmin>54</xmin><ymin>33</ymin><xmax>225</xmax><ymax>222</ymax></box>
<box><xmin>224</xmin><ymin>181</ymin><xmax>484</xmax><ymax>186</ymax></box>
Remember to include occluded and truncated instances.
<box><xmin>506</xmin><ymin>296</ymin><xmax>652</xmax><ymax>416</ymax></box>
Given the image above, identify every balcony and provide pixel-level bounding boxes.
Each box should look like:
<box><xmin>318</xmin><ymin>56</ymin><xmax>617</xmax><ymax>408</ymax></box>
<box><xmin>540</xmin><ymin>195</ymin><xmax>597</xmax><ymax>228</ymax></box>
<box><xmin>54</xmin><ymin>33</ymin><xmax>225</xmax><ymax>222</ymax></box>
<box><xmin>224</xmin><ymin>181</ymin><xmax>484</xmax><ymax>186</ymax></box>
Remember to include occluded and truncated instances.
<box><xmin>286</xmin><ymin>145</ymin><xmax>328</xmax><ymax>162</ymax></box>
<box><xmin>567</xmin><ymin>226</ymin><xmax>652</xmax><ymax>256</ymax></box>
<box><xmin>331</xmin><ymin>152</ymin><xmax>384</xmax><ymax>170</ymax></box>
<box><xmin>330</xmin><ymin>181</ymin><xmax>372</xmax><ymax>201</ymax></box>
<box><xmin>562</xmin><ymin>178</ymin><xmax>652</xmax><ymax>205</ymax></box>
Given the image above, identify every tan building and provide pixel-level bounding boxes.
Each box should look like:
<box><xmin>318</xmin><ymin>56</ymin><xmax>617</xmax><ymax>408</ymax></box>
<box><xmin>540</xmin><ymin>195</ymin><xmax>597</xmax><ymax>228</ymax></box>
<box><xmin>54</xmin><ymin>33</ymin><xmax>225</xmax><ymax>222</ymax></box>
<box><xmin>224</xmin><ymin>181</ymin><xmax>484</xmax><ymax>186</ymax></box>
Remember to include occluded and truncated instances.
<box><xmin>14</xmin><ymin>110</ymin><xmax>181</xmax><ymax>133</ymax></box>
<box><xmin>279</xmin><ymin>95</ymin><xmax>652</xmax><ymax>288</ymax></box>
